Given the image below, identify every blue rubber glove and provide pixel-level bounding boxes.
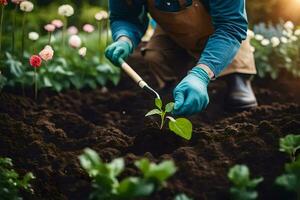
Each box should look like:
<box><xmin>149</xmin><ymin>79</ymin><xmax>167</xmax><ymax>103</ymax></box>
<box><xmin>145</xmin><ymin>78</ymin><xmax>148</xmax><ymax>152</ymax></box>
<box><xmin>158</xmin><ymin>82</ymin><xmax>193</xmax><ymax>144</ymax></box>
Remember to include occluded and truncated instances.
<box><xmin>173</xmin><ymin>67</ymin><xmax>210</xmax><ymax>116</ymax></box>
<box><xmin>105</xmin><ymin>40</ymin><xmax>133</xmax><ymax>66</ymax></box>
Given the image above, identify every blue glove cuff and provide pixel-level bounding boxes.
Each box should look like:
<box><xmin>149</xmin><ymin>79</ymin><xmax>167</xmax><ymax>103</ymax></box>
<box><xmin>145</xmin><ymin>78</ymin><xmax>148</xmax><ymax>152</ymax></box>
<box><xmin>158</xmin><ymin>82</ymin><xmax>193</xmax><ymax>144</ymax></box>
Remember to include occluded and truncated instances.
<box><xmin>188</xmin><ymin>67</ymin><xmax>211</xmax><ymax>85</ymax></box>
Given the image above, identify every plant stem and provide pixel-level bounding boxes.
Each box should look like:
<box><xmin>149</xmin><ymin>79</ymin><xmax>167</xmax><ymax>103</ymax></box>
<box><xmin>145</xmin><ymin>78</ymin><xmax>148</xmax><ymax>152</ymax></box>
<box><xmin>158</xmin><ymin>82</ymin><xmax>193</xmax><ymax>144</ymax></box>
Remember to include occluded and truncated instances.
<box><xmin>62</xmin><ymin>17</ymin><xmax>67</xmax><ymax>55</ymax></box>
<box><xmin>12</xmin><ymin>5</ymin><xmax>17</xmax><ymax>55</ymax></box>
<box><xmin>48</xmin><ymin>32</ymin><xmax>52</xmax><ymax>45</ymax></box>
<box><xmin>106</xmin><ymin>19</ymin><xmax>109</xmax><ymax>48</ymax></box>
<box><xmin>34</xmin><ymin>67</ymin><xmax>37</xmax><ymax>100</ymax></box>
<box><xmin>21</xmin><ymin>12</ymin><xmax>26</xmax><ymax>63</ymax></box>
<box><xmin>98</xmin><ymin>21</ymin><xmax>102</xmax><ymax>63</ymax></box>
<box><xmin>160</xmin><ymin>113</ymin><xmax>165</xmax><ymax>130</ymax></box>
<box><xmin>0</xmin><ymin>5</ymin><xmax>4</xmax><ymax>59</ymax></box>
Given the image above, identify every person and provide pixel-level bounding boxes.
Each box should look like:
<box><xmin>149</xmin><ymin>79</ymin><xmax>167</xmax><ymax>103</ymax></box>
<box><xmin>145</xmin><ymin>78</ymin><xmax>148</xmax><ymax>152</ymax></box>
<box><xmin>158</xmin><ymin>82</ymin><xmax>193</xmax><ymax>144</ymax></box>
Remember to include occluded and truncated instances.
<box><xmin>105</xmin><ymin>0</ymin><xmax>257</xmax><ymax>116</ymax></box>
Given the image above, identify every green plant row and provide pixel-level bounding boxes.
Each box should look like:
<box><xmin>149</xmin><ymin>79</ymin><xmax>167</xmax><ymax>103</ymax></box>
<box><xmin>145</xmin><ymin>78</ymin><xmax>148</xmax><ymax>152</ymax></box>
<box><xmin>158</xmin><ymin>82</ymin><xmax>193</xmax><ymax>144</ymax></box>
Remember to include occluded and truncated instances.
<box><xmin>228</xmin><ymin>133</ymin><xmax>300</xmax><ymax>200</ymax></box>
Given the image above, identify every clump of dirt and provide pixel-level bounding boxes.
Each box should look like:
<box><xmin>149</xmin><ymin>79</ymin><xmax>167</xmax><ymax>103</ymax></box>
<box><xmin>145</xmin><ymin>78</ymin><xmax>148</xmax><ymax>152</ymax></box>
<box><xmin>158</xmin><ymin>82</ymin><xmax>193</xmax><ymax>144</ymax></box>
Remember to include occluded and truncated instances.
<box><xmin>0</xmin><ymin>55</ymin><xmax>300</xmax><ymax>199</ymax></box>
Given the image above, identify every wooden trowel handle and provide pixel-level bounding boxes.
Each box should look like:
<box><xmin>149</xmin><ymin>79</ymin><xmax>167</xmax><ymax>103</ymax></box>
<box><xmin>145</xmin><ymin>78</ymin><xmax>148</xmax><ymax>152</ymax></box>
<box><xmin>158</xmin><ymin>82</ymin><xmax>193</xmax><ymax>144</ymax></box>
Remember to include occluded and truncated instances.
<box><xmin>119</xmin><ymin>58</ymin><xmax>147</xmax><ymax>88</ymax></box>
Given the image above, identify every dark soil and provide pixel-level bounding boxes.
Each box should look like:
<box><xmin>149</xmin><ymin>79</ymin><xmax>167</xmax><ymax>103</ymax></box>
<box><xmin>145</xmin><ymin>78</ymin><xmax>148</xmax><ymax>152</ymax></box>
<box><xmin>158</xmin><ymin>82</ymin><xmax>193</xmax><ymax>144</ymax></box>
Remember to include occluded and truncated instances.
<box><xmin>0</xmin><ymin>52</ymin><xmax>300</xmax><ymax>200</ymax></box>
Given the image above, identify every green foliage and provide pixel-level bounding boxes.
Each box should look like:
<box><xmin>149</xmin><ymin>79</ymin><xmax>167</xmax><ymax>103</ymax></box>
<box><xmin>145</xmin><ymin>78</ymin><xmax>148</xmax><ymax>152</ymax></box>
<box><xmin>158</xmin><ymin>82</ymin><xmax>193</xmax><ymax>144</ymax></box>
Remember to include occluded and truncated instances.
<box><xmin>251</xmin><ymin>22</ymin><xmax>300</xmax><ymax>79</ymax></box>
<box><xmin>145</xmin><ymin>98</ymin><xmax>193</xmax><ymax>140</ymax></box>
<box><xmin>279</xmin><ymin>134</ymin><xmax>300</xmax><ymax>162</ymax></box>
<box><xmin>0</xmin><ymin>157</ymin><xmax>35</xmax><ymax>200</ymax></box>
<box><xmin>174</xmin><ymin>193</ymin><xmax>193</xmax><ymax>200</ymax></box>
<box><xmin>1</xmin><ymin>31</ymin><xmax>120</xmax><ymax>92</ymax></box>
<box><xmin>276</xmin><ymin>134</ymin><xmax>300</xmax><ymax>198</ymax></box>
<box><xmin>228</xmin><ymin>165</ymin><xmax>263</xmax><ymax>200</ymax></box>
<box><xmin>79</xmin><ymin>148</ymin><xmax>177</xmax><ymax>200</ymax></box>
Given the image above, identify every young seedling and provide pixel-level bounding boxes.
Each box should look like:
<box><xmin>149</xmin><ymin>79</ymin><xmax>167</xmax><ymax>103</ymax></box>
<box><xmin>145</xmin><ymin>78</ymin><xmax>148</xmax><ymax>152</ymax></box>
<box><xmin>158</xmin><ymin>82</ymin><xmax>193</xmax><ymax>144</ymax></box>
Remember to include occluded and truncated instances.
<box><xmin>174</xmin><ymin>193</ymin><xmax>193</xmax><ymax>200</ymax></box>
<box><xmin>275</xmin><ymin>157</ymin><xmax>300</xmax><ymax>199</ymax></box>
<box><xmin>276</xmin><ymin>134</ymin><xmax>300</xmax><ymax>199</ymax></box>
<box><xmin>145</xmin><ymin>98</ymin><xmax>193</xmax><ymax>140</ymax></box>
<box><xmin>79</xmin><ymin>148</ymin><xmax>177</xmax><ymax>200</ymax></box>
<box><xmin>0</xmin><ymin>157</ymin><xmax>35</xmax><ymax>199</ymax></box>
<box><xmin>279</xmin><ymin>134</ymin><xmax>300</xmax><ymax>162</ymax></box>
<box><xmin>228</xmin><ymin>165</ymin><xmax>263</xmax><ymax>200</ymax></box>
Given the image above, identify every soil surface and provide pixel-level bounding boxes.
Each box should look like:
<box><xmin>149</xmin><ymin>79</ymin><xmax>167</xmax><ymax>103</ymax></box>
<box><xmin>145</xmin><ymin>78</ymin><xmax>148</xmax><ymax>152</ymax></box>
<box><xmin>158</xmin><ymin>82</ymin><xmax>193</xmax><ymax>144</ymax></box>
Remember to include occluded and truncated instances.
<box><xmin>0</xmin><ymin>51</ymin><xmax>300</xmax><ymax>200</ymax></box>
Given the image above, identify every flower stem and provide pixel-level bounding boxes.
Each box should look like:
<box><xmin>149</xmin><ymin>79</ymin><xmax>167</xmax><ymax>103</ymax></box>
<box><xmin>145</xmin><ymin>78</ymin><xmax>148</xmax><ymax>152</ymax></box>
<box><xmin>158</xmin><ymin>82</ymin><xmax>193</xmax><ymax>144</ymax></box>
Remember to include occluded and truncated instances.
<box><xmin>21</xmin><ymin>13</ymin><xmax>26</xmax><ymax>63</ymax></box>
<box><xmin>98</xmin><ymin>21</ymin><xmax>102</xmax><ymax>62</ymax></box>
<box><xmin>62</xmin><ymin>17</ymin><xmax>67</xmax><ymax>55</ymax></box>
<box><xmin>0</xmin><ymin>5</ymin><xmax>5</xmax><ymax>59</ymax></box>
<box><xmin>34</xmin><ymin>67</ymin><xmax>37</xmax><ymax>100</ymax></box>
<box><xmin>106</xmin><ymin>19</ymin><xmax>109</xmax><ymax>48</ymax></box>
<box><xmin>48</xmin><ymin>32</ymin><xmax>52</xmax><ymax>45</ymax></box>
<box><xmin>12</xmin><ymin>5</ymin><xmax>17</xmax><ymax>55</ymax></box>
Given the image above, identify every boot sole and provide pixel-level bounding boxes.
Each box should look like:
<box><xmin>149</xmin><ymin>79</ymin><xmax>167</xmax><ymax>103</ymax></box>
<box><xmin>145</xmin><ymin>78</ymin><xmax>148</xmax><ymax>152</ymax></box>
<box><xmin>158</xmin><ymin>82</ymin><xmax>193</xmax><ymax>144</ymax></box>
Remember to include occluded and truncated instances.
<box><xmin>225</xmin><ymin>102</ymin><xmax>258</xmax><ymax>112</ymax></box>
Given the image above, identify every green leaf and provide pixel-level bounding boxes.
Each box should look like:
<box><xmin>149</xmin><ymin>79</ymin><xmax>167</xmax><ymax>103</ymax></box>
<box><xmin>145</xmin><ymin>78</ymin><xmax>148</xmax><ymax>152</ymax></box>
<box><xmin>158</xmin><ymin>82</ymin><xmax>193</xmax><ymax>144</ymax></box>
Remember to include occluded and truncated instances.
<box><xmin>135</xmin><ymin>159</ymin><xmax>177</xmax><ymax>185</ymax></box>
<box><xmin>228</xmin><ymin>165</ymin><xmax>250</xmax><ymax>187</ymax></box>
<box><xmin>279</xmin><ymin>134</ymin><xmax>300</xmax><ymax>158</ymax></box>
<box><xmin>174</xmin><ymin>193</ymin><xmax>193</xmax><ymax>200</ymax></box>
<box><xmin>155</xmin><ymin>98</ymin><xmax>162</xmax><ymax>110</ymax></box>
<box><xmin>145</xmin><ymin>109</ymin><xmax>162</xmax><ymax>117</ymax></box>
<box><xmin>107</xmin><ymin>158</ymin><xmax>125</xmax><ymax>177</ymax></box>
<box><xmin>78</xmin><ymin>148</ymin><xmax>102</xmax><ymax>177</ymax></box>
<box><xmin>165</xmin><ymin>102</ymin><xmax>174</xmax><ymax>113</ymax></box>
<box><xmin>168</xmin><ymin>118</ymin><xmax>192</xmax><ymax>140</ymax></box>
<box><xmin>117</xmin><ymin>177</ymin><xmax>154</xmax><ymax>199</ymax></box>
<box><xmin>275</xmin><ymin>174</ymin><xmax>298</xmax><ymax>191</ymax></box>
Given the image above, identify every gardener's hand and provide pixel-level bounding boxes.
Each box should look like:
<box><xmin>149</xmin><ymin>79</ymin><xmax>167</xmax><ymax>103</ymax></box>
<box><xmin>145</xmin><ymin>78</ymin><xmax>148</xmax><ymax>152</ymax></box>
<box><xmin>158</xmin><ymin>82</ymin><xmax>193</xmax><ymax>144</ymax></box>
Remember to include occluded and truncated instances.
<box><xmin>173</xmin><ymin>67</ymin><xmax>211</xmax><ymax>116</ymax></box>
<box><xmin>105</xmin><ymin>38</ymin><xmax>133</xmax><ymax>66</ymax></box>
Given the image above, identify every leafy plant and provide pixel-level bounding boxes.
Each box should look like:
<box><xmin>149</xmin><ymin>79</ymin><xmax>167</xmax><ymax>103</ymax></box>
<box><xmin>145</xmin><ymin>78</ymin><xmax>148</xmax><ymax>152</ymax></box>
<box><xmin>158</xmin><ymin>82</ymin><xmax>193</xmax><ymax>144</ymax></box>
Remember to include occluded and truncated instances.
<box><xmin>276</xmin><ymin>134</ymin><xmax>300</xmax><ymax>199</ymax></box>
<box><xmin>228</xmin><ymin>165</ymin><xmax>263</xmax><ymax>200</ymax></box>
<box><xmin>279</xmin><ymin>134</ymin><xmax>300</xmax><ymax>162</ymax></box>
<box><xmin>174</xmin><ymin>193</ymin><xmax>193</xmax><ymax>200</ymax></box>
<box><xmin>145</xmin><ymin>98</ymin><xmax>193</xmax><ymax>140</ymax></box>
<box><xmin>79</xmin><ymin>148</ymin><xmax>177</xmax><ymax>200</ymax></box>
<box><xmin>0</xmin><ymin>157</ymin><xmax>35</xmax><ymax>200</ymax></box>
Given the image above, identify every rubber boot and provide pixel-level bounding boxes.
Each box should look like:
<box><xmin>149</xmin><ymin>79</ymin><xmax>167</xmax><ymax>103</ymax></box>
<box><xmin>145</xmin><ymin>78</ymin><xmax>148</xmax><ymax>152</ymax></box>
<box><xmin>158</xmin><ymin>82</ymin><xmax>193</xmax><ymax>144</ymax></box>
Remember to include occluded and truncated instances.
<box><xmin>224</xmin><ymin>73</ymin><xmax>258</xmax><ymax>110</ymax></box>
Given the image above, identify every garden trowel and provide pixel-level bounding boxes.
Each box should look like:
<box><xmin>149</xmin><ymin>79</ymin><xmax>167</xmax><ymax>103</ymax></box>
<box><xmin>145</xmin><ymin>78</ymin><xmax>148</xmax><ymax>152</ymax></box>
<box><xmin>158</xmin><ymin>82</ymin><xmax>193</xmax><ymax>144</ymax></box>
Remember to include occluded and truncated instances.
<box><xmin>118</xmin><ymin>58</ymin><xmax>161</xmax><ymax>99</ymax></box>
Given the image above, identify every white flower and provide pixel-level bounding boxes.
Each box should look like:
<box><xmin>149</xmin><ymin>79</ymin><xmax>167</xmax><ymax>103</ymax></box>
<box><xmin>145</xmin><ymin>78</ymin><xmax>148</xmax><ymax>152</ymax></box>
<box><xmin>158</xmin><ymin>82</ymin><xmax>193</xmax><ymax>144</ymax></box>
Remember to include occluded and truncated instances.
<box><xmin>247</xmin><ymin>30</ymin><xmax>255</xmax><ymax>38</ymax></box>
<box><xmin>295</xmin><ymin>29</ymin><xmax>300</xmax><ymax>36</ymax></box>
<box><xmin>271</xmin><ymin>37</ymin><xmax>280</xmax><ymax>47</ymax></box>
<box><xmin>68</xmin><ymin>35</ymin><xmax>82</xmax><ymax>48</ymax></box>
<box><xmin>58</xmin><ymin>4</ymin><xmax>74</xmax><ymax>17</ymax></box>
<box><xmin>284</xmin><ymin>21</ymin><xmax>294</xmax><ymax>30</ymax></box>
<box><xmin>95</xmin><ymin>12</ymin><xmax>103</xmax><ymax>21</ymax></box>
<box><xmin>20</xmin><ymin>1</ymin><xmax>34</xmax><ymax>12</ymax></box>
<box><xmin>281</xmin><ymin>36</ymin><xmax>288</xmax><ymax>43</ymax></box>
<box><xmin>78</xmin><ymin>47</ymin><xmax>87</xmax><ymax>57</ymax></box>
<box><xmin>261</xmin><ymin>39</ymin><xmax>270</xmax><ymax>46</ymax></box>
<box><xmin>28</xmin><ymin>32</ymin><xmax>39</xmax><ymax>41</ymax></box>
<box><xmin>255</xmin><ymin>34</ymin><xmax>264</xmax><ymax>41</ymax></box>
<box><xmin>291</xmin><ymin>35</ymin><xmax>298</xmax><ymax>41</ymax></box>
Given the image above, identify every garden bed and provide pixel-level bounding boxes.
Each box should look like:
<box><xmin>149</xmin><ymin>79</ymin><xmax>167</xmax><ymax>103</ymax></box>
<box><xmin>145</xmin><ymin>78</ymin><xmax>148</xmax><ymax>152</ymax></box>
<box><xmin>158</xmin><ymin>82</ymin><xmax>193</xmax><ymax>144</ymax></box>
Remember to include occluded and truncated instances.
<box><xmin>0</xmin><ymin>53</ymin><xmax>300</xmax><ymax>200</ymax></box>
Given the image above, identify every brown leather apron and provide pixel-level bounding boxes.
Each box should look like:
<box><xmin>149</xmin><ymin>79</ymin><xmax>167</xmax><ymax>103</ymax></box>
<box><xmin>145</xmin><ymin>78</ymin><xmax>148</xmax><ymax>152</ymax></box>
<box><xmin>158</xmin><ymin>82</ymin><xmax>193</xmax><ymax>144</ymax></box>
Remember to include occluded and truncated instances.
<box><xmin>146</xmin><ymin>0</ymin><xmax>256</xmax><ymax>77</ymax></box>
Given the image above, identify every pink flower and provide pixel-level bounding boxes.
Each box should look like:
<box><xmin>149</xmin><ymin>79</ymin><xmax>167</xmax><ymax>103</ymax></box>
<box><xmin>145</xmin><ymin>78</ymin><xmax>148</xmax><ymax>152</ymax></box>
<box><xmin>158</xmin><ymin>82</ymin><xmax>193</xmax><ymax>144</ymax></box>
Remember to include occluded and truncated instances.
<box><xmin>11</xmin><ymin>0</ymin><xmax>24</xmax><ymax>4</ymax></box>
<box><xmin>0</xmin><ymin>0</ymin><xmax>7</xmax><ymax>5</ymax></box>
<box><xmin>39</xmin><ymin>45</ymin><xmax>54</xmax><ymax>61</ymax></box>
<box><xmin>51</xmin><ymin>19</ymin><xmax>63</xmax><ymax>28</ymax></box>
<box><xmin>67</xmin><ymin>26</ymin><xmax>78</xmax><ymax>35</ymax></box>
<box><xmin>83</xmin><ymin>24</ymin><xmax>95</xmax><ymax>33</ymax></box>
<box><xmin>44</xmin><ymin>24</ymin><xmax>56</xmax><ymax>32</ymax></box>
<box><xmin>68</xmin><ymin>35</ymin><xmax>81</xmax><ymax>48</ymax></box>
